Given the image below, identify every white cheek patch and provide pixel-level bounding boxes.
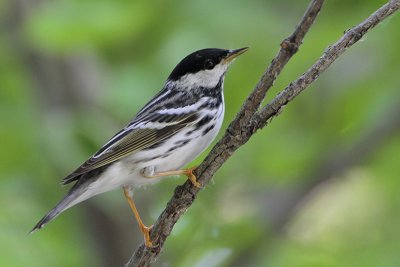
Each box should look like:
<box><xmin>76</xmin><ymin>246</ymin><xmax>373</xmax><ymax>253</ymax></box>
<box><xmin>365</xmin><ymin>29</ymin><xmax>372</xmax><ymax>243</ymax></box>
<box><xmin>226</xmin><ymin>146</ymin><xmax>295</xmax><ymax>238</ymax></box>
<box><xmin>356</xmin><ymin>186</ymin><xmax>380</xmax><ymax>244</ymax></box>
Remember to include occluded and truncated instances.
<box><xmin>177</xmin><ymin>63</ymin><xmax>229</xmax><ymax>89</ymax></box>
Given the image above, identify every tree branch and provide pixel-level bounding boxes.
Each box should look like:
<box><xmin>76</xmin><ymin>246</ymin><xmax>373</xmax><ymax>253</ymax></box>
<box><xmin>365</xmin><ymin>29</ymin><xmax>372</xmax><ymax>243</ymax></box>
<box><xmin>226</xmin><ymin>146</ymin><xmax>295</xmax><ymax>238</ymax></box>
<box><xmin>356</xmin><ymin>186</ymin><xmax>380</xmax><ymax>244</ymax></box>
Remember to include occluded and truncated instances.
<box><xmin>229</xmin><ymin>0</ymin><xmax>325</xmax><ymax>132</ymax></box>
<box><xmin>251</xmin><ymin>0</ymin><xmax>400</xmax><ymax>130</ymax></box>
<box><xmin>126</xmin><ymin>0</ymin><xmax>400</xmax><ymax>266</ymax></box>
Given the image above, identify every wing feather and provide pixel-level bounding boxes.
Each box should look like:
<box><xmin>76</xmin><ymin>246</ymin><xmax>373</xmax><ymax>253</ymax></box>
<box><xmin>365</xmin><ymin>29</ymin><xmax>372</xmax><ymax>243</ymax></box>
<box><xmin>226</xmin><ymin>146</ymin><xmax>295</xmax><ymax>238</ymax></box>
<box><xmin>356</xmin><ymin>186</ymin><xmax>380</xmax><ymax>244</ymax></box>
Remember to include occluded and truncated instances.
<box><xmin>62</xmin><ymin>112</ymin><xmax>198</xmax><ymax>184</ymax></box>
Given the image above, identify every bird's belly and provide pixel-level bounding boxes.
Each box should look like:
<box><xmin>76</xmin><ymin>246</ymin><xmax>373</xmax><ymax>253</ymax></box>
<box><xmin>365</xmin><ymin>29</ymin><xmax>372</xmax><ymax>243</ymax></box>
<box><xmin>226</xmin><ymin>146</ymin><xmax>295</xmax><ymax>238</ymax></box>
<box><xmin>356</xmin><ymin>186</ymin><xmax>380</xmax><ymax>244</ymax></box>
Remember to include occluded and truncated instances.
<box><xmin>158</xmin><ymin>127</ymin><xmax>215</xmax><ymax>171</ymax></box>
<box><xmin>126</xmin><ymin>106</ymin><xmax>224</xmax><ymax>184</ymax></box>
<box><xmin>151</xmin><ymin>108</ymin><xmax>223</xmax><ymax>172</ymax></box>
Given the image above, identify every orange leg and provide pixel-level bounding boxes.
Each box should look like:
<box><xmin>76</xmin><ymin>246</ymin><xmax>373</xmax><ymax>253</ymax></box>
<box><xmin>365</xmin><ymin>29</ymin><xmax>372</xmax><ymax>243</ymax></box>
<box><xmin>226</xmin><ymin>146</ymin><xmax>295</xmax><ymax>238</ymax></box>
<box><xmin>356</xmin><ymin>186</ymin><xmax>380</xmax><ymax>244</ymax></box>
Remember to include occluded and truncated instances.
<box><xmin>123</xmin><ymin>187</ymin><xmax>154</xmax><ymax>247</ymax></box>
<box><xmin>143</xmin><ymin>166</ymin><xmax>201</xmax><ymax>188</ymax></box>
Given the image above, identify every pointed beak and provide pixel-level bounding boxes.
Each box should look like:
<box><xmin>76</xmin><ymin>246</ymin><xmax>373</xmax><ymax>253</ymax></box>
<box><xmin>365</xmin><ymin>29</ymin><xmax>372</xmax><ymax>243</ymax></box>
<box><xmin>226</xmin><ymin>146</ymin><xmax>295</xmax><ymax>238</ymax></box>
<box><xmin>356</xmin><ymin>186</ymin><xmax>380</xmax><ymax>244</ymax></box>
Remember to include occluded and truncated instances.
<box><xmin>224</xmin><ymin>47</ymin><xmax>249</xmax><ymax>63</ymax></box>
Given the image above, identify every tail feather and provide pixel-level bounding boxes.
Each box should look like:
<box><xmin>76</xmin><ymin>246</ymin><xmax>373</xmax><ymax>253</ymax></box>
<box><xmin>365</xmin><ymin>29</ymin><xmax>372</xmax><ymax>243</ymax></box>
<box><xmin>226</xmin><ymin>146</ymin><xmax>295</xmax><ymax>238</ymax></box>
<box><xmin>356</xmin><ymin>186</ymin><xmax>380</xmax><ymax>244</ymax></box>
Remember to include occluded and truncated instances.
<box><xmin>29</xmin><ymin>191</ymin><xmax>78</xmax><ymax>234</ymax></box>
<box><xmin>31</xmin><ymin>166</ymin><xmax>110</xmax><ymax>233</ymax></box>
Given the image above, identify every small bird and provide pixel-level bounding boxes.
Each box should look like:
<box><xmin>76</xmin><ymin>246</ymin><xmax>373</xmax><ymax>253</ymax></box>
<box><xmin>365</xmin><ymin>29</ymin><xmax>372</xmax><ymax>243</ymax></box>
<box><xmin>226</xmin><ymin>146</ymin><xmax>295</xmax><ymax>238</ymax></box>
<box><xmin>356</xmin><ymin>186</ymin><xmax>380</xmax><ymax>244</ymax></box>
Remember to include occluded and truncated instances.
<box><xmin>31</xmin><ymin>47</ymin><xmax>248</xmax><ymax>247</ymax></box>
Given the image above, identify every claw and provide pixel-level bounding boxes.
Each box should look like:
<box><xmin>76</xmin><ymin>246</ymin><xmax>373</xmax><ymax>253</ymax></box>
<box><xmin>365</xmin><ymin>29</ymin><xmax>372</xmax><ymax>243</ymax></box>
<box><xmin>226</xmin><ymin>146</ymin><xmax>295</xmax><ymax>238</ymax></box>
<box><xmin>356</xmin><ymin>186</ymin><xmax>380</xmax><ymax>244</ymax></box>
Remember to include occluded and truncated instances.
<box><xmin>123</xmin><ymin>187</ymin><xmax>158</xmax><ymax>248</ymax></box>
<box><xmin>142</xmin><ymin>225</ymin><xmax>154</xmax><ymax>248</ymax></box>
<box><xmin>142</xmin><ymin>166</ymin><xmax>202</xmax><ymax>188</ymax></box>
<box><xmin>185</xmin><ymin>167</ymin><xmax>201</xmax><ymax>188</ymax></box>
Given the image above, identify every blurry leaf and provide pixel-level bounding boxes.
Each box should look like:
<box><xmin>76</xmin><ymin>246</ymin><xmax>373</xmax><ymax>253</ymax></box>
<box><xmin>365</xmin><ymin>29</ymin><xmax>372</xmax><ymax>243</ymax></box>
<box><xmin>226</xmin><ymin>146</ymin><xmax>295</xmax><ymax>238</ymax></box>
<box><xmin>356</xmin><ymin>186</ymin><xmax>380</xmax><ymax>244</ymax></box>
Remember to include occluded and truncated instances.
<box><xmin>24</xmin><ymin>0</ymin><xmax>158</xmax><ymax>52</ymax></box>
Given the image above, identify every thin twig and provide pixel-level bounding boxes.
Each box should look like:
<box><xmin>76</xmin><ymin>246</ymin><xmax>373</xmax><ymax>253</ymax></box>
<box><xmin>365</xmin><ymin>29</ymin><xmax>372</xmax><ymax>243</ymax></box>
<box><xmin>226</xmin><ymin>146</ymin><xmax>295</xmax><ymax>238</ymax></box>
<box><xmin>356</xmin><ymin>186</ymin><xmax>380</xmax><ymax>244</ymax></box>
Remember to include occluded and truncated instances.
<box><xmin>229</xmin><ymin>0</ymin><xmax>325</xmax><ymax>132</ymax></box>
<box><xmin>251</xmin><ymin>0</ymin><xmax>400</xmax><ymax>130</ymax></box>
<box><xmin>126</xmin><ymin>0</ymin><xmax>400</xmax><ymax>266</ymax></box>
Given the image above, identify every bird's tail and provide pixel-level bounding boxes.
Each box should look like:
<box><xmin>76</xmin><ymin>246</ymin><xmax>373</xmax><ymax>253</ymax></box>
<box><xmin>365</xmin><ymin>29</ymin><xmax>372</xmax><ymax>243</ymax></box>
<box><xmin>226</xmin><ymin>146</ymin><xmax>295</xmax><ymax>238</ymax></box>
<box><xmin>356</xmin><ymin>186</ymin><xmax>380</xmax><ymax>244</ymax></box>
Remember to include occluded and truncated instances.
<box><xmin>29</xmin><ymin>190</ymin><xmax>80</xmax><ymax>234</ymax></box>
<box><xmin>30</xmin><ymin>166</ymin><xmax>109</xmax><ymax>233</ymax></box>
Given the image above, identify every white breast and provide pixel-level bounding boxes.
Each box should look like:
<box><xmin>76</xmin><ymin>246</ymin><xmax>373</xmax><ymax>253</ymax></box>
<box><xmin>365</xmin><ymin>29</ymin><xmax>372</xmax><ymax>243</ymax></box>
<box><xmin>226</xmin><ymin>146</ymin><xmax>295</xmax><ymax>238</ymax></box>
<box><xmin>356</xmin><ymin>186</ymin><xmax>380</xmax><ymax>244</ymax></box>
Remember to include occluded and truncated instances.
<box><xmin>124</xmin><ymin>96</ymin><xmax>225</xmax><ymax>185</ymax></box>
<box><xmin>157</xmin><ymin>103</ymin><xmax>224</xmax><ymax>171</ymax></box>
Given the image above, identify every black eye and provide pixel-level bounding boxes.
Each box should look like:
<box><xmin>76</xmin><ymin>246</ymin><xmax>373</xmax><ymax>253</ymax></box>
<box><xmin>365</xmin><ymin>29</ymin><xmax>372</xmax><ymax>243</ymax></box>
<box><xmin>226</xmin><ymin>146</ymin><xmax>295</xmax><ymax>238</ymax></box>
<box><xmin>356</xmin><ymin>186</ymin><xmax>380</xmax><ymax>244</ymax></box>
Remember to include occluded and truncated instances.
<box><xmin>204</xmin><ymin>59</ymin><xmax>215</xmax><ymax>70</ymax></box>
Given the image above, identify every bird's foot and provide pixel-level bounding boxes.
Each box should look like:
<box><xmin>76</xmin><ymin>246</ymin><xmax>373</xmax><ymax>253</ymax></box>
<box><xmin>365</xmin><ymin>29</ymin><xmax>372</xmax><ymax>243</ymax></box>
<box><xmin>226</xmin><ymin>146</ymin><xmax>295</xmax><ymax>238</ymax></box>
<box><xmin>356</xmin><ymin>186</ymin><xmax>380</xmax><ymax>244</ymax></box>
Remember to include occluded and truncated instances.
<box><xmin>182</xmin><ymin>166</ymin><xmax>201</xmax><ymax>188</ymax></box>
<box><xmin>142</xmin><ymin>166</ymin><xmax>202</xmax><ymax>188</ymax></box>
<box><xmin>141</xmin><ymin>224</ymin><xmax>156</xmax><ymax>248</ymax></box>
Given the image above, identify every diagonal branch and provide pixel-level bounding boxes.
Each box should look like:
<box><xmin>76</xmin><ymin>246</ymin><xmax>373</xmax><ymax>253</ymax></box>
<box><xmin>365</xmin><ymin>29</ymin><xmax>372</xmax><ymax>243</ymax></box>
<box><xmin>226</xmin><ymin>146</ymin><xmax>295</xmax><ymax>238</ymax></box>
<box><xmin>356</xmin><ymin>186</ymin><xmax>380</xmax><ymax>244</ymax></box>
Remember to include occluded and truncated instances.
<box><xmin>229</xmin><ymin>0</ymin><xmax>325</xmax><ymax>132</ymax></box>
<box><xmin>126</xmin><ymin>0</ymin><xmax>399</xmax><ymax>266</ymax></box>
<box><xmin>251</xmin><ymin>0</ymin><xmax>400</xmax><ymax>130</ymax></box>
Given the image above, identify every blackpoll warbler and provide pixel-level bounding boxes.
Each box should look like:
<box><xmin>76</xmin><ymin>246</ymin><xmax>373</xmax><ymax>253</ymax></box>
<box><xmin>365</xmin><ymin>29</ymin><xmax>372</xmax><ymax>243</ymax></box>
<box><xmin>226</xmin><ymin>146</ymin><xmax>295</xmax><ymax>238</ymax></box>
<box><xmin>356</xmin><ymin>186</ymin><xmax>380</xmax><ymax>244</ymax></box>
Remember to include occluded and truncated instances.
<box><xmin>31</xmin><ymin>47</ymin><xmax>248</xmax><ymax>247</ymax></box>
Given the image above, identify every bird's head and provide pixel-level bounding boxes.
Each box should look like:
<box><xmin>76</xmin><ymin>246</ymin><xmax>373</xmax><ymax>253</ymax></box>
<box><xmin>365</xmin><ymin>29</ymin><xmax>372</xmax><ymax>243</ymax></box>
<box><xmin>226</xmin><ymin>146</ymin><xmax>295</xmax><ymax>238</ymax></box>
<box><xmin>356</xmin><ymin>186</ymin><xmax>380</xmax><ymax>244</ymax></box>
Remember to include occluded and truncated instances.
<box><xmin>167</xmin><ymin>47</ymin><xmax>248</xmax><ymax>89</ymax></box>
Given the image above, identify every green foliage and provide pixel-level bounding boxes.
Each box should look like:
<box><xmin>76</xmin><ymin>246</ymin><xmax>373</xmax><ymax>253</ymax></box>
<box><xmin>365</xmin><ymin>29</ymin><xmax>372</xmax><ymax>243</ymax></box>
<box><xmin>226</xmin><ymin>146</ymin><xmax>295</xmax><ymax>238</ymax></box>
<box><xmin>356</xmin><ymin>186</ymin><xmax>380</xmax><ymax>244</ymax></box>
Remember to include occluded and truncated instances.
<box><xmin>24</xmin><ymin>0</ymin><xmax>161</xmax><ymax>52</ymax></box>
<box><xmin>1</xmin><ymin>0</ymin><xmax>400</xmax><ymax>266</ymax></box>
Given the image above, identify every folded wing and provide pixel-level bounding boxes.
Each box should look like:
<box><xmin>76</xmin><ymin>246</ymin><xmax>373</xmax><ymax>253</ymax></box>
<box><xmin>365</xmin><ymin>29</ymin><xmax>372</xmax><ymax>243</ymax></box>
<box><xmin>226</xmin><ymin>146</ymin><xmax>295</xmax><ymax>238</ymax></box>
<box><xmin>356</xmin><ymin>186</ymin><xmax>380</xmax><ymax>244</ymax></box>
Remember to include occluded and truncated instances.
<box><xmin>62</xmin><ymin>112</ymin><xmax>198</xmax><ymax>184</ymax></box>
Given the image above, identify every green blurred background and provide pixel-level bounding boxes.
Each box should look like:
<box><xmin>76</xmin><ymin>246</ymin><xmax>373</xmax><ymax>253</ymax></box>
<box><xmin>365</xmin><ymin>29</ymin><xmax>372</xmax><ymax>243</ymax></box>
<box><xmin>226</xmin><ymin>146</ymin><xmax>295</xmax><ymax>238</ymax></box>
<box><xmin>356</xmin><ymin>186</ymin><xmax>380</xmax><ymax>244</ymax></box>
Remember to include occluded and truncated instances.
<box><xmin>1</xmin><ymin>0</ymin><xmax>400</xmax><ymax>266</ymax></box>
